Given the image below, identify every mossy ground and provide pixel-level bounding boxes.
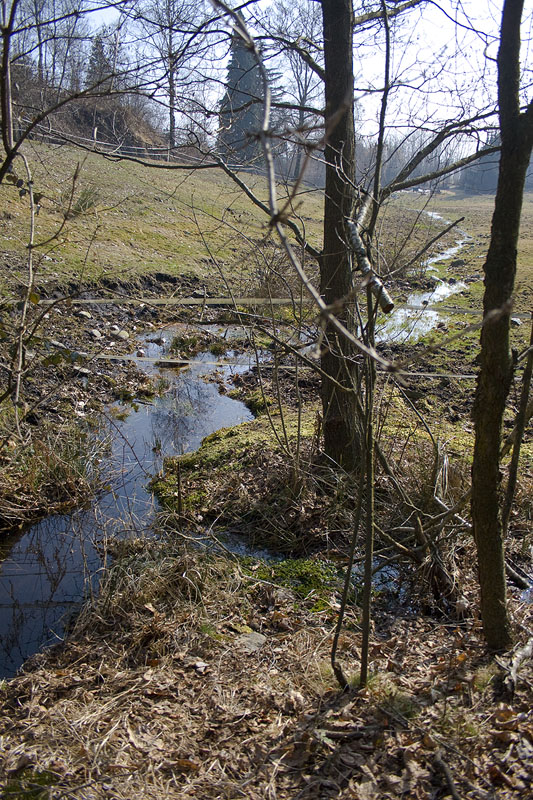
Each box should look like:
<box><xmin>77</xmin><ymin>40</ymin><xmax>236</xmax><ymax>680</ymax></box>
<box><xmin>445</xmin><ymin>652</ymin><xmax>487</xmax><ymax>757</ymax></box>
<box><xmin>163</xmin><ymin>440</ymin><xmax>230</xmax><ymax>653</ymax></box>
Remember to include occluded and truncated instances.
<box><xmin>244</xmin><ymin>557</ymin><xmax>343</xmax><ymax>611</ymax></box>
<box><xmin>1</xmin><ymin>768</ymin><xmax>58</xmax><ymax>799</ymax></box>
<box><xmin>152</xmin><ymin>406</ymin><xmax>328</xmax><ymax>552</ymax></box>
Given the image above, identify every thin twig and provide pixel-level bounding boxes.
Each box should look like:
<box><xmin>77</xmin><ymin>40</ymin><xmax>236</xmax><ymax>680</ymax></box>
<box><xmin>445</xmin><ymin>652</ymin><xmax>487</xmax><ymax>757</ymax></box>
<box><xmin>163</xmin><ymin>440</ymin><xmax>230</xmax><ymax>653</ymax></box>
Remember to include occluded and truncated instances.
<box><xmin>433</xmin><ymin>750</ymin><xmax>463</xmax><ymax>800</ymax></box>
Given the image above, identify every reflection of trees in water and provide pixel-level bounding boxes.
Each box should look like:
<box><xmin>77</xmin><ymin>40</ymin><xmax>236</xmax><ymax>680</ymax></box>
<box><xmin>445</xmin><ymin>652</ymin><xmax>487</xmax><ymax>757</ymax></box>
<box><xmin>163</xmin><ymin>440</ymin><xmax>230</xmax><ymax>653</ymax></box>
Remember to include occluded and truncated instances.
<box><xmin>150</xmin><ymin>363</ymin><xmax>253</xmax><ymax>457</ymax></box>
<box><xmin>0</xmin><ymin>356</ymin><xmax>253</xmax><ymax>677</ymax></box>
<box><xmin>0</xmin><ymin>516</ymin><xmax>98</xmax><ymax>677</ymax></box>
<box><xmin>150</xmin><ymin>369</ymin><xmax>215</xmax><ymax>455</ymax></box>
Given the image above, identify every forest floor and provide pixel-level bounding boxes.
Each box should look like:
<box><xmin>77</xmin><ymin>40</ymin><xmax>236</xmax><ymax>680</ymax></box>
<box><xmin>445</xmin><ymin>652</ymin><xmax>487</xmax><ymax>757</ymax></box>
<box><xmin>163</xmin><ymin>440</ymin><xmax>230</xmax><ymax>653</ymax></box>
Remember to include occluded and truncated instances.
<box><xmin>0</xmin><ymin>147</ymin><xmax>532</xmax><ymax>798</ymax></box>
<box><xmin>0</xmin><ymin>541</ymin><xmax>532</xmax><ymax>800</ymax></box>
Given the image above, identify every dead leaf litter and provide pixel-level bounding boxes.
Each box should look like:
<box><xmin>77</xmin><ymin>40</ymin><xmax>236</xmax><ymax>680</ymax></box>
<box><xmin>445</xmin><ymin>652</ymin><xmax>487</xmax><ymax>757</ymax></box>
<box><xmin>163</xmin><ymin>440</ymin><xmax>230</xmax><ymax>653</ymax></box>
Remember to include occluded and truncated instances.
<box><xmin>1</xmin><ymin>543</ymin><xmax>531</xmax><ymax>799</ymax></box>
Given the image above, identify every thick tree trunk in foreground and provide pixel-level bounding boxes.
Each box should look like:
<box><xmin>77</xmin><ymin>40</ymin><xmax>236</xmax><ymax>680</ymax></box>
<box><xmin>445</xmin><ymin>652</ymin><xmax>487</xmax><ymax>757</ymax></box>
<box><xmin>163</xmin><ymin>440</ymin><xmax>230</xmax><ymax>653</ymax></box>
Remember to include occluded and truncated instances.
<box><xmin>472</xmin><ymin>0</ymin><xmax>533</xmax><ymax>650</ymax></box>
<box><xmin>320</xmin><ymin>0</ymin><xmax>360</xmax><ymax>470</ymax></box>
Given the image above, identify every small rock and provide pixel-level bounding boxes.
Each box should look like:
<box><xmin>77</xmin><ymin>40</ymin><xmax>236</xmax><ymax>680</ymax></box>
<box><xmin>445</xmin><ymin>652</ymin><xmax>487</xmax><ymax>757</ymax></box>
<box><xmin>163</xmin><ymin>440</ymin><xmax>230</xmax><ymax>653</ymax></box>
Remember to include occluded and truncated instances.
<box><xmin>136</xmin><ymin>349</ymin><xmax>146</xmax><ymax>357</ymax></box>
<box><xmin>450</xmin><ymin>259</ymin><xmax>465</xmax><ymax>268</ymax></box>
<box><xmin>48</xmin><ymin>339</ymin><xmax>68</xmax><ymax>350</ymax></box>
<box><xmin>448</xmin><ymin>277</ymin><xmax>457</xmax><ymax>285</ymax></box>
<box><xmin>90</xmin><ymin>329</ymin><xmax>102</xmax><ymax>339</ymax></box>
<box><xmin>110</xmin><ymin>324</ymin><xmax>120</xmax><ymax>333</ymax></box>
<box><xmin>73</xmin><ymin>366</ymin><xmax>91</xmax><ymax>377</ymax></box>
<box><xmin>76</xmin><ymin>309</ymin><xmax>92</xmax><ymax>320</ymax></box>
<box><xmin>236</xmin><ymin>632</ymin><xmax>267</xmax><ymax>653</ymax></box>
<box><xmin>510</xmin><ymin>317</ymin><xmax>522</xmax><ymax>327</ymax></box>
<box><xmin>116</xmin><ymin>330</ymin><xmax>129</xmax><ymax>340</ymax></box>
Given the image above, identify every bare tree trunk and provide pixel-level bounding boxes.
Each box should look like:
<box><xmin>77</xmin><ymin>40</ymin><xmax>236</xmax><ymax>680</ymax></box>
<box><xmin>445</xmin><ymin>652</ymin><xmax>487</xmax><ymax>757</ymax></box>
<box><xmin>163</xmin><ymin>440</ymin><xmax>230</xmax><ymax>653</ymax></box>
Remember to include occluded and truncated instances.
<box><xmin>320</xmin><ymin>0</ymin><xmax>360</xmax><ymax>470</ymax></box>
<box><xmin>472</xmin><ymin>0</ymin><xmax>533</xmax><ymax>651</ymax></box>
<box><xmin>292</xmin><ymin>105</ymin><xmax>304</xmax><ymax>180</ymax></box>
<box><xmin>1</xmin><ymin>0</ymin><xmax>15</xmax><ymax>155</ymax></box>
<box><xmin>168</xmin><ymin>58</ymin><xmax>176</xmax><ymax>152</ymax></box>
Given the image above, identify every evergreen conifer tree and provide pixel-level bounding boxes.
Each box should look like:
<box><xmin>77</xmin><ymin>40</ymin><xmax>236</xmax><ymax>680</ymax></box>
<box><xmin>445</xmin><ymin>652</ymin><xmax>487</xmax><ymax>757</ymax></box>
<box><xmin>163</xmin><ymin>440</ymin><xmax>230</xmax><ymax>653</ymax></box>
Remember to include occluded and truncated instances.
<box><xmin>218</xmin><ymin>21</ymin><xmax>263</xmax><ymax>164</ymax></box>
<box><xmin>85</xmin><ymin>35</ymin><xmax>113</xmax><ymax>91</ymax></box>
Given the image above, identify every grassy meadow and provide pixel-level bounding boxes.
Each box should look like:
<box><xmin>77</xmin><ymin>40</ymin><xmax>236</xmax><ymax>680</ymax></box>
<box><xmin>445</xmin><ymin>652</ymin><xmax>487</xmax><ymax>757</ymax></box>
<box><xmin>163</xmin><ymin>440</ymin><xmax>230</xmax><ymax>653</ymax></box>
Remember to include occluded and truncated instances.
<box><xmin>0</xmin><ymin>142</ymin><xmax>324</xmax><ymax>294</ymax></box>
<box><xmin>424</xmin><ymin>190</ymin><xmax>533</xmax><ymax>312</ymax></box>
<box><xmin>4</xmin><ymin>142</ymin><xmax>533</xmax><ymax>312</ymax></box>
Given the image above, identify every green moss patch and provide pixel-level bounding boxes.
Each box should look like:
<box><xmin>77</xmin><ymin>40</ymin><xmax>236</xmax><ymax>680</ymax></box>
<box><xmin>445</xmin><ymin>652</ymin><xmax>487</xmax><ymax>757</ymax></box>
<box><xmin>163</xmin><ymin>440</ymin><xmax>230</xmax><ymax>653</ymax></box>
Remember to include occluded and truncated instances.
<box><xmin>1</xmin><ymin>769</ymin><xmax>58</xmax><ymax>799</ymax></box>
<box><xmin>242</xmin><ymin>388</ymin><xmax>275</xmax><ymax>414</ymax></box>
<box><xmin>247</xmin><ymin>557</ymin><xmax>341</xmax><ymax>610</ymax></box>
<box><xmin>151</xmin><ymin>407</ymin><xmax>349</xmax><ymax>553</ymax></box>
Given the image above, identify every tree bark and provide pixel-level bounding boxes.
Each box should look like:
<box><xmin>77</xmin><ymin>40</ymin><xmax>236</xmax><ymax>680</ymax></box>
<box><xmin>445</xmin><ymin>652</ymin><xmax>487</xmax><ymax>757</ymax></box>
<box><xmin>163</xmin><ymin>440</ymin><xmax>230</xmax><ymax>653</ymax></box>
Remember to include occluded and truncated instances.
<box><xmin>168</xmin><ymin>54</ymin><xmax>176</xmax><ymax>151</ymax></box>
<box><xmin>320</xmin><ymin>0</ymin><xmax>360</xmax><ymax>470</ymax></box>
<box><xmin>471</xmin><ymin>0</ymin><xmax>533</xmax><ymax>651</ymax></box>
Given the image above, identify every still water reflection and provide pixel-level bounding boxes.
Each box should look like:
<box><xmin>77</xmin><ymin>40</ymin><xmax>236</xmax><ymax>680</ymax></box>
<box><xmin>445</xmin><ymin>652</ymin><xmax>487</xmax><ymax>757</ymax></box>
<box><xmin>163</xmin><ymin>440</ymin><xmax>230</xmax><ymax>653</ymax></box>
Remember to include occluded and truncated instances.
<box><xmin>0</xmin><ymin>328</ymin><xmax>255</xmax><ymax>678</ymax></box>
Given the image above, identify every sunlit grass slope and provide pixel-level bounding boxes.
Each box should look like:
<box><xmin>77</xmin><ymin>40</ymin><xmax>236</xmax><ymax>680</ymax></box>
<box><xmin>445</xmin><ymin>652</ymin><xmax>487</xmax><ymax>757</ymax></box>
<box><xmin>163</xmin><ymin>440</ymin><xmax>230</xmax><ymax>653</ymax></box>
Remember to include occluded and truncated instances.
<box><xmin>2</xmin><ymin>142</ymin><xmax>532</xmax><ymax>310</ymax></box>
<box><xmin>0</xmin><ymin>142</ymin><xmax>324</xmax><ymax>294</ymax></box>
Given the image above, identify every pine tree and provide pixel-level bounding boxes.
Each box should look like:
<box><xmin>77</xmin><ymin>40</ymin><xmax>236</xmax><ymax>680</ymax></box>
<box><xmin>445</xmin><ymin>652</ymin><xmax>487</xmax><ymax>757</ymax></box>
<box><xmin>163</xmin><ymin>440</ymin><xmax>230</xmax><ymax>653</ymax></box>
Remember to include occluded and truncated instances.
<box><xmin>85</xmin><ymin>35</ymin><xmax>113</xmax><ymax>91</ymax></box>
<box><xmin>218</xmin><ymin>22</ymin><xmax>263</xmax><ymax>164</ymax></box>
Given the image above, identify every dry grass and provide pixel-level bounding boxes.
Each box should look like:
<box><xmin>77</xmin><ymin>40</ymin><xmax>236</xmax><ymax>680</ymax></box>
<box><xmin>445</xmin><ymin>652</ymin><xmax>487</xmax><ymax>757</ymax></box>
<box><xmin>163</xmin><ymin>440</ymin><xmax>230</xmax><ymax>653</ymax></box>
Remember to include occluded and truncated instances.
<box><xmin>0</xmin><ymin>540</ymin><xmax>531</xmax><ymax>799</ymax></box>
<box><xmin>0</xmin><ymin>415</ymin><xmax>107</xmax><ymax>531</ymax></box>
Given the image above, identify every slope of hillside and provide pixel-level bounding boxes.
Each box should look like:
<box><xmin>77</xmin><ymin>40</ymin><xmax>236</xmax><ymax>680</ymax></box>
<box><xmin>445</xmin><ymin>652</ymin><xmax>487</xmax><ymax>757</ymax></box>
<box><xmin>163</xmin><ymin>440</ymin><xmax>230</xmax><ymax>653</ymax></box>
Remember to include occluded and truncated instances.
<box><xmin>0</xmin><ymin>142</ymin><xmax>324</xmax><ymax>296</ymax></box>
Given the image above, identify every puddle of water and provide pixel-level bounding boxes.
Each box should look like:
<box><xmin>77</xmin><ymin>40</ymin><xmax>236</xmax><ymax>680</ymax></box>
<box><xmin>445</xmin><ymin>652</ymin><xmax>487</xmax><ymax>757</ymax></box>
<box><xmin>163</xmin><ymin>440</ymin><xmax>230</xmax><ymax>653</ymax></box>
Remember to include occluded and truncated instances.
<box><xmin>378</xmin><ymin>279</ymin><xmax>466</xmax><ymax>342</ymax></box>
<box><xmin>0</xmin><ymin>327</ymin><xmax>256</xmax><ymax>678</ymax></box>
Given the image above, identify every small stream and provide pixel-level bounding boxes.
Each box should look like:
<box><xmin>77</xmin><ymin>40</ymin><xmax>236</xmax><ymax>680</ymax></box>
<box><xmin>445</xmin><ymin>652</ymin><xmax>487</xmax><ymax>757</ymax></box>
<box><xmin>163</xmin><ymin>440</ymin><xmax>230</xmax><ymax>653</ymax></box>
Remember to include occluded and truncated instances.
<box><xmin>379</xmin><ymin>212</ymin><xmax>471</xmax><ymax>341</ymax></box>
<box><xmin>0</xmin><ymin>329</ymin><xmax>256</xmax><ymax>678</ymax></box>
<box><xmin>0</xmin><ymin>218</ymin><xmax>472</xmax><ymax>678</ymax></box>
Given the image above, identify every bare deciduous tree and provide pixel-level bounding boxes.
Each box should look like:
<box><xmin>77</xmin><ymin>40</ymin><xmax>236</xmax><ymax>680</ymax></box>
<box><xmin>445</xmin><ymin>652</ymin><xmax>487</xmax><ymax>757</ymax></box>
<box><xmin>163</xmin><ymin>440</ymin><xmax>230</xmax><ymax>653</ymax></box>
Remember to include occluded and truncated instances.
<box><xmin>471</xmin><ymin>0</ymin><xmax>533</xmax><ymax>651</ymax></box>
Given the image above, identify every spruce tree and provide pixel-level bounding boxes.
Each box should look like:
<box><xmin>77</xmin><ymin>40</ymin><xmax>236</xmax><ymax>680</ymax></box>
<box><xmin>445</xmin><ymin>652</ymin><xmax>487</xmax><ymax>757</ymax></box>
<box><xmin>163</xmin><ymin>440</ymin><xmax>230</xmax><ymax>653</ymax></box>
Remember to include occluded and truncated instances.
<box><xmin>85</xmin><ymin>35</ymin><xmax>113</xmax><ymax>91</ymax></box>
<box><xmin>218</xmin><ymin>22</ymin><xmax>263</xmax><ymax>164</ymax></box>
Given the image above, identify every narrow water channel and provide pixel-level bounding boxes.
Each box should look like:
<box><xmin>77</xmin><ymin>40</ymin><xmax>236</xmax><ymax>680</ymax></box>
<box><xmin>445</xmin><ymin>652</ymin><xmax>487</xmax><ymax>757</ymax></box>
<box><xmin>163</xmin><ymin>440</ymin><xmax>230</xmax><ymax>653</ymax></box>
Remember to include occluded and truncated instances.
<box><xmin>0</xmin><ymin>218</ymin><xmax>472</xmax><ymax>678</ymax></box>
<box><xmin>0</xmin><ymin>329</ymin><xmax>255</xmax><ymax>678</ymax></box>
<box><xmin>378</xmin><ymin>213</ymin><xmax>471</xmax><ymax>341</ymax></box>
